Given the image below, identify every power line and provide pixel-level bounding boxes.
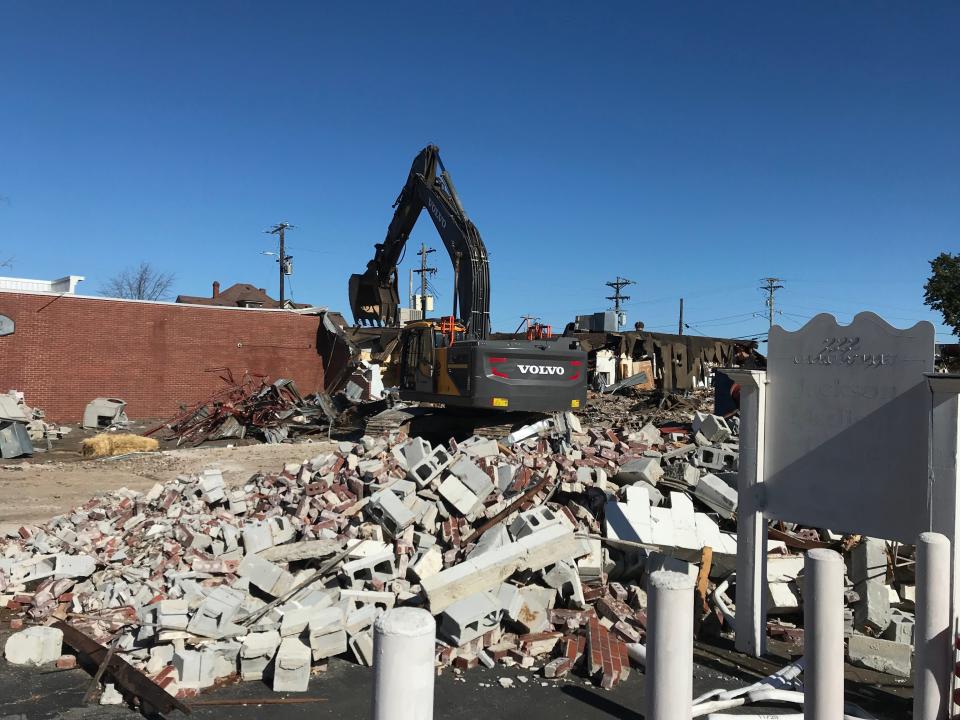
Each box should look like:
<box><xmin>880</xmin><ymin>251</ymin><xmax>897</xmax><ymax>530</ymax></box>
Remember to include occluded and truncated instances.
<box><xmin>760</xmin><ymin>277</ymin><xmax>784</xmax><ymax>329</ymax></box>
<box><xmin>684</xmin><ymin>311</ymin><xmax>760</xmax><ymax>326</ymax></box>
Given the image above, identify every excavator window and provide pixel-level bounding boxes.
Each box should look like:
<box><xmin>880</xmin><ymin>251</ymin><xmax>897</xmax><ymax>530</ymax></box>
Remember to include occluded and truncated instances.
<box><xmin>415</xmin><ymin>328</ymin><xmax>435</xmax><ymax>392</ymax></box>
<box><xmin>418</xmin><ymin>329</ymin><xmax>434</xmax><ymax>367</ymax></box>
<box><xmin>400</xmin><ymin>330</ymin><xmax>419</xmax><ymax>390</ymax></box>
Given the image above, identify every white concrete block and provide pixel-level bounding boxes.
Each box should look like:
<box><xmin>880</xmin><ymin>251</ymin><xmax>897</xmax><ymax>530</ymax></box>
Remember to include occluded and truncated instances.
<box><xmin>438</xmin><ymin>591</ymin><xmax>502</xmax><ymax>645</ymax></box>
<box><xmin>198</xmin><ymin>468</ymin><xmax>226</xmax><ymax>504</ymax></box>
<box><xmin>468</xmin><ymin>524</ymin><xmax>511</xmax><ymax>559</ymax></box>
<box><xmin>274</xmin><ymin>637</ymin><xmax>311</xmax><ymax>692</ymax></box>
<box><xmin>158</xmin><ymin>599</ymin><xmax>190</xmax><ymax>630</ymax></box>
<box><xmin>407</xmin><ymin>446</ymin><xmax>453</xmax><ymax>488</ymax></box>
<box><xmin>421</xmin><ymin>524</ymin><xmax>584</xmax><ymax>613</ymax></box>
<box><xmin>242</xmin><ymin>520</ymin><xmax>275</xmax><ymax>554</ymax></box>
<box><xmin>240</xmin><ymin>630</ymin><xmax>281</xmax><ymax>681</ymax></box>
<box><xmin>367</xmin><ymin>490</ymin><xmax>415</xmax><ymax>538</ymax></box>
<box><xmin>496</xmin><ymin>463</ymin><xmax>518</xmax><ymax>492</ymax></box>
<box><xmin>4</xmin><ymin>626</ymin><xmax>63</xmax><ymax>665</ymax></box>
<box><xmin>54</xmin><ymin>553</ymin><xmax>96</xmax><ymax>579</ymax></box>
<box><xmin>451</xmin><ymin>456</ymin><xmax>494</xmax><ymax>501</ymax></box>
<box><xmin>174</xmin><ymin>648</ymin><xmax>216</xmax><ymax>689</ymax></box>
<box><xmin>100</xmin><ymin>682</ymin><xmax>124</xmax><ymax>705</ymax></box>
<box><xmin>438</xmin><ymin>475</ymin><xmax>478</xmax><ymax>516</ymax></box>
<box><xmin>460</xmin><ymin>436</ymin><xmax>500</xmax><ymax>459</ymax></box>
<box><xmin>187</xmin><ymin>585</ymin><xmax>246</xmax><ymax>638</ymax></box>
<box><xmin>616</xmin><ymin>457</ymin><xmax>663</xmax><ymax>486</ymax></box>
<box><xmin>310</xmin><ymin>629</ymin><xmax>347</xmax><ymax>660</ymax></box>
<box><xmin>848</xmin><ymin>632</ymin><xmax>912</xmax><ymax>678</ymax></box>
<box><xmin>228</xmin><ymin>489</ymin><xmax>248</xmax><ymax>515</ymax></box>
<box><xmin>341</xmin><ymin>552</ymin><xmax>397</xmax><ymax>588</ymax></box>
<box><xmin>146</xmin><ymin>644</ymin><xmax>175</xmax><ymax>675</ymax></box>
<box><xmin>409</xmin><ymin>545</ymin><xmax>443</xmax><ymax>582</ymax></box>
<box><xmin>692</xmin><ymin>472</ymin><xmax>738</xmax><ymax>519</ymax></box>
<box><xmin>269</xmin><ymin>517</ymin><xmax>296</xmax><ymax>545</ymax></box>
<box><xmin>509</xmin><ymin>506</ymin><xmax>562</xmax><ymax>540</ymax></box>
<box><xmin>507</xmin><ymin>586</ymin><xmax>554</xmax><ymax>633</ymax></box>
<box><xmin>348</xmin><ymin>628</ymin><xmax>375</xmax><ymax>666</ymax></box>
<box><xmin>237</xmin><ymin>553</ymin><xmax>295</xmax><ymax>597</ymax></box>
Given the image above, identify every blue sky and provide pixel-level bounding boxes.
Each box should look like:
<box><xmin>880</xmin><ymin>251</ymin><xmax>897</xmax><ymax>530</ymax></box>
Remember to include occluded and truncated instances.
<box><xmin>1</xmin><ymin>2</ymin><xmax>957</xmax><ymax>342</ymax></box>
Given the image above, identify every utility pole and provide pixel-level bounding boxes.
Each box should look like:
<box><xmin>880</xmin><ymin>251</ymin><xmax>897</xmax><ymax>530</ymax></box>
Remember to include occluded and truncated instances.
<box><xmin>678</xmin><ymin>298</ymin><xmax>684</xmax><ymax>335</ymax></box>
<box><xmin>413</xmin><ymin>243</ymin><xmax>437</xmax><ymax>317</ymax></box>
<box><xmin>760</xmin><ymin>277</ymin><xmax>784</xmax><ymax>328</ymax></box>
<box><xmin>605</xmin><ymin>276</ymin><xmax>635</xmax><ymax>331</ymax></box>
<box><xmin>266</xmin><ymin>222</ymin><xmax>294</xmax><ymax>305</ymax></box>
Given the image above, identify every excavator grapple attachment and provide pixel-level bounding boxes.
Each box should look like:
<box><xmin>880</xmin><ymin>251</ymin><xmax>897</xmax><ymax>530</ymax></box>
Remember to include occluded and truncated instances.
<box><xmin>348</xmin><ymin>270</ymin><xmax>399</xmax><ymax>327</ymax></box>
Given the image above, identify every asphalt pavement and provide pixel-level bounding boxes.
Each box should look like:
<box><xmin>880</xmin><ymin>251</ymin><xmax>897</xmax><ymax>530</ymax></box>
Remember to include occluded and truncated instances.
<box><xmin>0</xmin><ymin>635</ymin><xmax>911</xmax><ymax>720</ymax></box>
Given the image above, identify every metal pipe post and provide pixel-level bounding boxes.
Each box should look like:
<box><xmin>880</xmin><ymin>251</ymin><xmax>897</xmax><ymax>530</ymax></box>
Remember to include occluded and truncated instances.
<box><xmin>646</xmin><ymin>570</ymin><xmax>695</xmax><ymax>720</ymax></box>
<box><xmin>804</xmin><ymin>548</ymin><xmax>845</xmax><ymax>720</ymax></box>
<box><xmin>372</xmin><ymin>607</ymin><xmax>436</xmax><ymax>720</ymax></box>
<box><xmin>914</xmin><ymin>532</ymin><xmax>951</xmax><ymax>720</ymax></box>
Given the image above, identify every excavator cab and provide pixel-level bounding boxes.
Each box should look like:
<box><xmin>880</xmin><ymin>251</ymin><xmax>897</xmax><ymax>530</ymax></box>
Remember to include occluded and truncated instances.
<box><xmin>398</xmin><ymin>319</ymin><xmax>467</xmax><ymax>395</ymax></box>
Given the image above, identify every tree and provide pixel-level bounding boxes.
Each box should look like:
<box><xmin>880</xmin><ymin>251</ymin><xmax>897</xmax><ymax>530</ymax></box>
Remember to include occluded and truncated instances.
<box><xmin>102</xmin><ymin>262</ymin><xmax>176</xmax><ymax>301</ymax></box>
<box><xmin>924</xmin><ymin>252</ymin><xmax>960</xmax><ymax>336</ymax></box>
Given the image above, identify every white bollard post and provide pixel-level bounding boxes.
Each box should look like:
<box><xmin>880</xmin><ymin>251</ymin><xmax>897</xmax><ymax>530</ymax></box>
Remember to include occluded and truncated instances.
<box><xmin>372</xmin><ymin>607</ymin><xmax>436</xmax><ymax>720</ymax></box>
<box><xmin>646</xmin><ymin>569</ymin><xmax>695</xmax><ymax>720</ymax></box>
<box><xmin>804</xmin><ymin>548</ymin><xmax>845</xmax><ymax>720</ymax></box>
<box><xmin>914</xmin><ymin>532</ymin><xmax>951</xmax><ymax>720</ymax></box>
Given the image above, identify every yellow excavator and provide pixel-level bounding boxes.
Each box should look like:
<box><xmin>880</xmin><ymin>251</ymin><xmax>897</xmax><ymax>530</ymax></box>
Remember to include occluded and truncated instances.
<box><xmin>348</xmin><ymin>145</ymin><xmax>587</xmax><ymax>413</ymax></box>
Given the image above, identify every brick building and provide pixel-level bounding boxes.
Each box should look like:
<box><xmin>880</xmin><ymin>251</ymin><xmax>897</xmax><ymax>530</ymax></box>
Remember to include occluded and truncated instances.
<box><xmin>0</xmin><ymin>290</ymin><xmax>328</xmax><ymax>422</ymax></box>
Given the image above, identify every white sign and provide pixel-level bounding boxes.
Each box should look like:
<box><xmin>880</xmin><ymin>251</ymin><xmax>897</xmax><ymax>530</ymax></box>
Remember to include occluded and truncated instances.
<box><xmin>0</xmin><ymin>315</ymin><xmax>13</xmax><ymax>337</ymax></box>
<box><xmin>764</xmin><ymin>312</ymin><xmax>934</xmax><ymax>542</ymax></box>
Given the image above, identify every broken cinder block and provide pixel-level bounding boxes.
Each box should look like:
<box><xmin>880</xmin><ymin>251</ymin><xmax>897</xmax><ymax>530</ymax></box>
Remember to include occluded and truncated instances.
<box><xmin>274</xmin><ymin>637</ymin><xmax>311</xmax><ymax>692</ymax></box>
<box><xmin>4</xmin><ymin>626</ymin><xmax>63</xmax><ymax>666</ymax></box>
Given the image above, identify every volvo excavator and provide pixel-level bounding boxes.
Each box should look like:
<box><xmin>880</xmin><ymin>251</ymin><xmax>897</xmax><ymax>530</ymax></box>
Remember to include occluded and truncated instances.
<box><xmin>349</xmin><ymin>145</ymin><xmax>587</xmax><ymax>414</ymax></box>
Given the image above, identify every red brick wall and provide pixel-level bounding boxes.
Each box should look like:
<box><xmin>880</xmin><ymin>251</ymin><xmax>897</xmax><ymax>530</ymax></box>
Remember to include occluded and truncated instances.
<box><xmin>0</xmin><ymin>292</ymin><xmax>326</xmax><ymax>422</ymax></box>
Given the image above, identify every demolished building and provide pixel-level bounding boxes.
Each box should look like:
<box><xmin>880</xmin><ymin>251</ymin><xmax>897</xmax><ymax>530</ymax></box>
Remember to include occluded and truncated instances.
<box><xmin>1</xmin><ymin>396</ymin><xmax>918</xmax><ymax>706</ymax></box>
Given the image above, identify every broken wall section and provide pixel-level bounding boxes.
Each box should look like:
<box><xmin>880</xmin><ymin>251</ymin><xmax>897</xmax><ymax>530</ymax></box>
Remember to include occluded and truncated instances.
<box><xmin>491</xmin><ymin>329</ymin><xmax>760</xmax><ymax>392</ymax></box>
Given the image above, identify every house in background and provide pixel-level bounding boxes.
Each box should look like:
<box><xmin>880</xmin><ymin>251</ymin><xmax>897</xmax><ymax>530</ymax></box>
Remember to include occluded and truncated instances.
<box><xmin>176</xmin><ymin>281</ymin><xmax>310</xmax><ymax>309</ymax></box>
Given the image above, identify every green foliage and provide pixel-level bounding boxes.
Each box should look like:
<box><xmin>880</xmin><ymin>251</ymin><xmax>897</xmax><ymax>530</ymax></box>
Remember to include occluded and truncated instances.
<box><xmin>924</xmin><ymin>253</ymin><xmax>960</xmax><ymax>335</ymax></box>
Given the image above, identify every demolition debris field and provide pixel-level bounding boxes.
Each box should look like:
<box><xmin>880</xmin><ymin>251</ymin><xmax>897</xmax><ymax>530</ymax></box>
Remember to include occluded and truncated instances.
<box><xmin>0</xmin><ymin>388</ymin><xmax>920</xmax><ymax>717</ymax></box>
<box><xmin>0</xmin><ymin>440</ymin><xmax>336</xmax><ymax>528</ymax></box>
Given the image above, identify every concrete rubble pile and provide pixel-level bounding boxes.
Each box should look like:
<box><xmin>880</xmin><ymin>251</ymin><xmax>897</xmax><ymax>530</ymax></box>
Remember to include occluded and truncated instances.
<box><xmin>0</xmin><ymin>389</ymin><xmax>71</xmax><ymax>458</ymax></box>
<box><xmin>841</xmin><ymin>537</ymin><xmax>916</xmax><ymax>678</ymax></box>
<box><xmin>582</xmin><ymin>387</ymin><xmax>715</xmax><ymax>433</ymax></box>
<box><xmin>0</xmin><ymin>409</ymin><xmax>750</xmax><ymax>697</ymax></box>
<box><xmin>0</xmin><ymin>403</ymin><xmax>919</xmax><ymax>701</ymax></box>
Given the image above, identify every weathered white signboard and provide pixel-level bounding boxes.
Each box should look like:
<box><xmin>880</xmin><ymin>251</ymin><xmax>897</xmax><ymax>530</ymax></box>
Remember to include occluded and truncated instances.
<box><xmin>764</xmin><ymin>312</ymin><xmax>934</xmax><ymax>542</ymax></box>
<box><xmin>0</xmin><ymin>315</ymin><xmax>13</xmax><ymax>337</ymax></box>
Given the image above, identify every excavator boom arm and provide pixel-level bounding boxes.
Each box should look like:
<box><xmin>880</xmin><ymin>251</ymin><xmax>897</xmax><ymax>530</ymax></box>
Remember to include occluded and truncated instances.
<box><xmin>348</xmin><ymin>145</ymin><xmax>490</xmax><ymax>339</ymax></box>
